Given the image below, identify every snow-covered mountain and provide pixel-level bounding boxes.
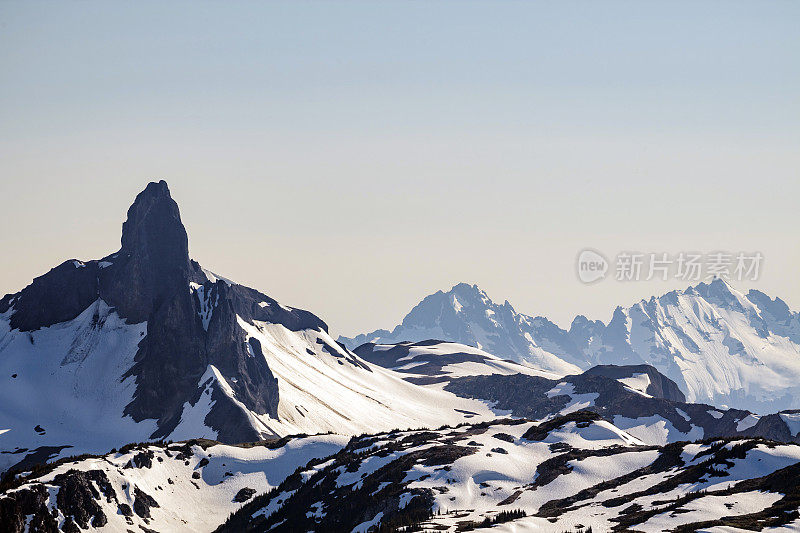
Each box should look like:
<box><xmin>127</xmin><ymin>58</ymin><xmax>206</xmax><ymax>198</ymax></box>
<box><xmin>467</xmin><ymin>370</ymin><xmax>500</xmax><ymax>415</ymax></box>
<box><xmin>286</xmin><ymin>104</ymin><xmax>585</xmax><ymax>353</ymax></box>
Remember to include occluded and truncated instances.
<box><xmin>7</xmin><ymin>181</ymin><xmax>793</xmax><ymax>484</ymax></box>
<box><xmin>341</xmin><ymin>280</ymin><xmax>800</xmax><ymax>413</ymax></box>
<box><xmin>572</xmin><ymin>279</ymin><xmax>800</xmax><ymax>413</ymax></box>
<box><xmin>0</xmin><ymin>183</ymin><xmax>516</xmax><ymax>475</ymax></box>
<box><xmin>6</xmin><ymin>412</ymin><xmax>800</xmax><ymax>533</ymax></box>
<box><xmin>340</xmin><ymin>283</ymin><xmax>584</xmax><ymax>375</ymax></box>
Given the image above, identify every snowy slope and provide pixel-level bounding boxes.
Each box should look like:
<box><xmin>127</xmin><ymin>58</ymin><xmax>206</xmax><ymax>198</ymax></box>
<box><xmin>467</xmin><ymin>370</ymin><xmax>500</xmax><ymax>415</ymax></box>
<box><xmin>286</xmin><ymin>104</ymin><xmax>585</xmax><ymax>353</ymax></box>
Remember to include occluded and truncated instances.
<box><xmin>352</xmin><ymin>340</ymin><xmax>562</xmax><ymax>385</ymax></box>
<box><xmin>0</xmin><ymin>434</ymin><xmax>349</xmax><ymax>532</ymax></box>
<box><xmin>342</xmin><ymin>279</ymin><xmax>800</xmax><ymax>413</ymax></box>
<box><xmin>230</xmin><ymin>319</ymin><xmax>510</xmax><ymax>436</ymax></box>
<box><xmin>215</xmin><ymin>411</ymin><xmax>800</xmax><ymax>533</ymax></box>
<box><xmin>0</xmin><ymin>301</ymin><xmax>153</xmax><ymax>475</ymax></box>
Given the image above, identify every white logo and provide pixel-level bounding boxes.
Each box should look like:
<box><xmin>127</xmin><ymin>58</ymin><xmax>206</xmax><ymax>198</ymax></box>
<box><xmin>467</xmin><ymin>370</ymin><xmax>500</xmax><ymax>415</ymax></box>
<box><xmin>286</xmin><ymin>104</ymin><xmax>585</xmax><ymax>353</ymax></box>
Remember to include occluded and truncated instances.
<box><xmin>577</xmin><ymin>249</ymin><xmax>608</xmax><ymax>284</ymax></box>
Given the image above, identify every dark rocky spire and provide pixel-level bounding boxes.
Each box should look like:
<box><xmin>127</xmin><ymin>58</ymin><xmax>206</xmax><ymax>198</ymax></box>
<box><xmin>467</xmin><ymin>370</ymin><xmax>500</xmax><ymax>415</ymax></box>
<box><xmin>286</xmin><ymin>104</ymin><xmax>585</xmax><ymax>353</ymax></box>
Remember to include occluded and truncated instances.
<box><xmin>102</xmin><ymin>181</ymin><xmax>193</xmax><ymax>323</ymax></box>
<box><xmin>120</xmin><ymin>180</ymin><xmax>190</xmax><ymax>270</ymax></box>
<box><xmin>115</xmin><ymin>182</ymin><xmax>280</xmax><ymax>438</ymax></box>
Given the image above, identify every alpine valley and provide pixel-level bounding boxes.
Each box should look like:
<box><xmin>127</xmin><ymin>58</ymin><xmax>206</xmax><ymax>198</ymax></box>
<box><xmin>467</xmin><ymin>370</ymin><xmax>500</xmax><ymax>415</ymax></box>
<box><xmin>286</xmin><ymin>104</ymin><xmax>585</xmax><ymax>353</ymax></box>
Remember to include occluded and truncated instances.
<box><xmin>3</xmin><ymin>182</ymin><xmax>800</xmax><ymax>533</ymax></box>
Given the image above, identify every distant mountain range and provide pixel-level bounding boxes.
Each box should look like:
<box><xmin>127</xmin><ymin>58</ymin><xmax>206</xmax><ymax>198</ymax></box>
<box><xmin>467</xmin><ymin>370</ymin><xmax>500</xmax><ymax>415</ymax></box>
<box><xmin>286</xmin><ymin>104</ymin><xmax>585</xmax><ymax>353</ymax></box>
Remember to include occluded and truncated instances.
<box><xmin>340</xmin><ymin>280</ymin><xmax>800</xmax><ymax>412</ymax></box>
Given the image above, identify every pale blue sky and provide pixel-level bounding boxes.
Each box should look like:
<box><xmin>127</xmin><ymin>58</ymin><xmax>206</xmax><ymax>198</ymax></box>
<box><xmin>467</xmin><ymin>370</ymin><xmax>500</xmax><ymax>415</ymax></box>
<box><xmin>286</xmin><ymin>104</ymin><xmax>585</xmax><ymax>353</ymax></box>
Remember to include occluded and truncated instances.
<box><xmin>1</xmin><ymin>1</ymin><xmax>798</xmax><ymax>334</ymax></box>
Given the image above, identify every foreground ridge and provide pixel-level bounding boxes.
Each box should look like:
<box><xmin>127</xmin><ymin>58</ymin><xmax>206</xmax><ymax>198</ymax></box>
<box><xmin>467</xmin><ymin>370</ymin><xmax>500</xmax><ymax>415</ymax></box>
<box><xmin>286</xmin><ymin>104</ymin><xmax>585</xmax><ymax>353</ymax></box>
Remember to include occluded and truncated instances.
<box><xmin>3</xmin><ymin>412</ymin><xmax>800</xmax><ymax>532</ymax></box>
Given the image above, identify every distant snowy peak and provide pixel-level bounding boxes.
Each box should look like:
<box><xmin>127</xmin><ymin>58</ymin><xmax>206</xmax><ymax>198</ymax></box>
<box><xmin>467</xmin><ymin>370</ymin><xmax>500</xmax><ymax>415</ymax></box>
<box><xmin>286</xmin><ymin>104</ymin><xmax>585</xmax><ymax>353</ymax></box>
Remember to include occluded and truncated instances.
<box><xmin>339</xmin><ymin>283</ymin><xmax>583</xmax><ymax>375</ymax></box>
<box><xmin>341</xmin><ymin>278</ymin><xmax>800</xmax><ymax>412</ymax></box>
<box><xmin>580</xmin><ymin>278</ymin><xmax>800</xmax><ymax>412</ymax></box>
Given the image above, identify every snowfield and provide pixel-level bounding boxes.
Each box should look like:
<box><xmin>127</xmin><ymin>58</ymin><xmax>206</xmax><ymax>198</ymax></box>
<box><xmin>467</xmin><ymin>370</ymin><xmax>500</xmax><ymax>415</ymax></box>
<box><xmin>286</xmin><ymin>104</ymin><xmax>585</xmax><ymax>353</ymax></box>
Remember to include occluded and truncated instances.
<box><xmin>217</xmin><ymin>411</ymin><xmax>800</xmax><ymax>533</ymax></box>
<box><xmin>233</xmin><ymin>319</ymin><xmax>516</xmax><ymax>437</ymax></box>
<box><xmin>0</xmin><ymin>301</ymin><xmax>153</xmax><ymax>474</ymax></box>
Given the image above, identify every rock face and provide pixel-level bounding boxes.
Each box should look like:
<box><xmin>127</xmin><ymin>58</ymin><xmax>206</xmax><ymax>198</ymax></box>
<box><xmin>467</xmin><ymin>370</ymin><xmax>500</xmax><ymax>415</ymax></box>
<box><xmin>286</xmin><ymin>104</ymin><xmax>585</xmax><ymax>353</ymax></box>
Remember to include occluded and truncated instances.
<box><xmin>108</xmin><ymin>180</ymin><xmax>194</xmax><ymax>323</ymax></box>
<box><xmin>0</xmin><ymin>469</ymin><xmax>117</xmax><ymax>532</ymax></box>
<box><xmin>121</xmin><ymin>182</ymin><xmax>285</xmax><ymax>441</ymax></box>
<box><xmin>110</xmin><ymin>185</ymin><xmax>222</xmax><ymax>437</ymax></box>
<box><xmin>581</xmin><ymin>364</ymin><xmax>686</xmax><ymax>403</ymax></box>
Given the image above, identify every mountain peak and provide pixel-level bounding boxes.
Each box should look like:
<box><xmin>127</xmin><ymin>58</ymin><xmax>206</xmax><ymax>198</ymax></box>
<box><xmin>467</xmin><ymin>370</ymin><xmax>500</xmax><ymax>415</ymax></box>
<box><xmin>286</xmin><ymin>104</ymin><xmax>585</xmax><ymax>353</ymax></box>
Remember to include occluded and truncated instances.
<box><xmin>0</xmin><ymin>181</ymin><xmax>195</xmax><ymax>330</ymax></box>
<box><xmin>341</xmin><ymin>282</ymin><xmax>583</xmax><ymax>375</ymax></box>
<box><xmin>707</xmin><ymin>275</ymin><xmax>734</xmax><ymax>289</ymax></box>
<box><xmin>98</xmin><ymin>181</ymin><xmax>194</xmax><ymax>324</ymax></box>
<box><xmin>447</xmin><ymin>282</ymin><xmax>492</xmax><ymax>304</ymax></box>
<box><xmin>449</xmin><ymin>282</ymin><xmax>481</xmax><ymax>294</ymax></box>
<box><xmin>682</xmin><ymin>277</ymin><xmax>746</xmax><ymax>310</ymax></box>
<box><xmin>120</xmin><ymin>180</ymin><xmax>189</xmax><ymax>264</ymax></box>
<box><xmin>687</xmin><ymin>276</ymin><xmax>735</xmax><ymax>293</ymax></box>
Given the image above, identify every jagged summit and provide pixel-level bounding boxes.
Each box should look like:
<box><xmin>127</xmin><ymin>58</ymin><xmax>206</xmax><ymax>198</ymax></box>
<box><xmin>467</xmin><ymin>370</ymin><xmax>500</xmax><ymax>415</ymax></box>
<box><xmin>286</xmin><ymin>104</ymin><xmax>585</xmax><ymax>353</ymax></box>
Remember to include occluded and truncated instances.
<box><xmin>0</xmin><ymin>182</ymin><xmax>285</xmax><ymax>448</ymax></box>
<box><xmin>339</xmin><ymin>282</ymin><xmax>584</xmax><ymax>375</ymax></box>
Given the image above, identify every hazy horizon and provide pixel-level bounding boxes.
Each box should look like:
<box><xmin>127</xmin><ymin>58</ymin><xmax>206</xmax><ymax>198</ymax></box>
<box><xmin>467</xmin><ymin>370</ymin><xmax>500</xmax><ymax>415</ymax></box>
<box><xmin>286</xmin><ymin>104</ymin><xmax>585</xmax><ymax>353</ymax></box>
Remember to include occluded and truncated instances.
<box><xmin>1</xmin><ymin>1</ymin><xmax>798</xmax><ymax>336</ymax></box>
